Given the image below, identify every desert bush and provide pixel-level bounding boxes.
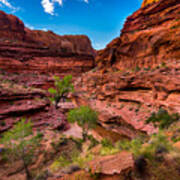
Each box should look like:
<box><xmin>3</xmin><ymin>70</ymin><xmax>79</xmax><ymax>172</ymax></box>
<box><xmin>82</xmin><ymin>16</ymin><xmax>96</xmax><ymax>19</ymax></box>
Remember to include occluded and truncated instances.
<box><xmin>51</xmin><ymin>155</ymin><xmax>71</xmax><ymax>171</ymax></box>
<box><xmin>117</xmin><ymin>131</ymin><xmax>172</xmax><ymax>161</ymax></box>
<box><xmin>141</xmin><ymin>131</ymin><xmax>172</xmax><ymax>161</ymax></box>
<box><xmin>48</xmin><ymin>75</ymin><xmax>74</xmax><ymax>108</ymax></box>
<box><xmin>99</xmin><ymin>138</ymin><xmax>119</xmax><ymax>156</ymax></box>
<box><xmin>101</xmin><ymin>138</ymin><xmax>113</xmax><ymax>148</ymax></box>
<box><xmin>116</xmin><ymin>138</ymin><xmax>143</xmax><ymax>158</ymax></box>
<box><xmin>146</xmin><ymin>108</ymin><xmax>180</xmax><ymax>129</ymax></box>
<box><xmin>1</xmin><ymin>118</ymin><xmax>41</xmax><ymax>180</ymax></box>
<box><xmin>87</xmin><ymin>135</ymin><xmax>99</xmax><ymax>150</ymax></box>
<box><xmin>51</xmin><ymin>149</ymin><xmax>93</xmax><ymax>172</ymax></box>
<box><xmin>67</xmin><ymin>106</ymin><xmax>98</xmax><ymax>141</ymax></box>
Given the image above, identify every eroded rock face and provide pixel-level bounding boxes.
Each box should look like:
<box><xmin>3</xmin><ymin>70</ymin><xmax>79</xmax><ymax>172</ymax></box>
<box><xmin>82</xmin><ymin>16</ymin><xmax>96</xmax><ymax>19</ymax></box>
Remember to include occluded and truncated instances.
<box><xmin>96</xmin><ymin>0</ymin><xmax>180</xmax><ymax>72</ymax></box>
<box><xmin>73</xmin><ymin>0</ymin><xmax>180</xmax><ymax>138</ymax></box>
<box><xmin>89</xmin><ymin>151</ymin><xmax>134</xmax><ymax>175</ymax></box>
<box><xmin>0</xmin><ymin>11</ymin><xmax>25</xmax><ymax>41</ymax></box>
<box><xmin>0</xmin><ymin>81</ymin><xmax>69</xmax><ymax>133</ymax></box>
<box><xmin>0</xmin><ymin>10</ymin><xmax>96</xmax><ymax>133</ymax></box>
<box><xmin>141</xmin><ymin>0</ymin><xmax>160</xmax><ymax>7</ymax></box>
<box><xmin>0</xmin><ymin>10</ymin><xmax>95</xmax><ymax>76</ymax></box>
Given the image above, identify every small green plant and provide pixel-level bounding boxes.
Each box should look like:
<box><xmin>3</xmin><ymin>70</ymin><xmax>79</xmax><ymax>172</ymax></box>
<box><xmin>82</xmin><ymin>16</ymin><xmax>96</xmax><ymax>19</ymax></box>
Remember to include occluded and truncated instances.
<box><xmin>141</xmin><ymin>131</ymin><xmax>173</xmax><ymax>161</ymax></box>
<box><xmin>160</xmin><ymin>62</ymin><xmax>167</xmax><ymax>68</ymax></box>
<box><xmin>171</xmin><ymin>136</ymin><xmax>180</xmax><ymax>143</ymax></box>
<box><xmin>171</xmin><ymin>24</ymin><xmax>180</xmax><ymax>29</ymax></box>
<box><xmin>144</xmin><ymin>67</ymin><xmax>151</xmax><ymax>71</ymax></box>
<box><xmin>100</xmin><ymin>138</ymin><xmax>119</xmax><ymax>156</ymax></box>
<box><xmin>135</xmin><ymin>65</ymin><xmax>141</xmax><ymax>72</ymax></box>
<box><xmin>88</xmin><ymin>168</ymin><xmax>101</xmax><ymax>180</ymax></box>
<box><xmin>51</xmin><ymin>149</ymin><xmax>93</xmax><ymax>171</ymax></box>
<box><xmin>117</xmin><ymin>131</ymin><xmax>172</xmax><ymax>161</ymax></box>
<box><xmin>146</xmin><ymin>108</ymin><xmax>180</xmax><ymax>129</ymax></box>
<box><xmin>0</xmin><ymin>120</ymin><xmax>6</xmax><ymax>126</ymax></box>
<box><xmin>117</xmin><ymin>138</ymin><xmax>143</xmax><ymax>158</ymax></box>
<box><xmin>67</xmin><ymin>106</ymin><xmax>98</xmax><ymax>141</ymax></box>
<box><xmin>1</xmin><ymin>118</ymin><xmax>41</xmax><ymax>180</ymax></box>
<box><xmin>72</xmin><ymin>153</ymin><xmax>94</xmax><ymax>168</ymax></box>
<box><xmin>87</xmin><ymin>135</ymin><xmax>99</xmax><ymax>150</ymax></box>
<box><xmin>48</xmin><ymin>75</ymin><xmax>74</xmax><ymax>108</ymax></box>
<box><xmin>101</xmin><ymin>138</ymin><xmax>113</xmax><ymax>148</ymax></box>
<box><xmin>51</xmin><ymin>155</ymin><xmax>71</xmax><ymax>171</ymax></box>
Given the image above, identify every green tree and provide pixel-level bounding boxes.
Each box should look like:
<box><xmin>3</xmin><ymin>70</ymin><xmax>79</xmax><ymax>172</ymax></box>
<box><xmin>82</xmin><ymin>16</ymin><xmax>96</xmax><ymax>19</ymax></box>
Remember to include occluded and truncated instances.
<box><xmin>1</xmin><ymin>118</ymin><xmax>41</xmax><ymax>180</ymax></box>
<box><xmin>67</xmin><ymin>106</ymin><xmax>98</xmax><ymax>141</ymax></box>
<box><xmin>146</xmin><ymin>108</ymin><xmax>180</xmax><ymax>129</ymax></box>
<box><xmin>48</xmin><ymin>75</ymin><xmax>74</xmax><ymax>109</ymax></box>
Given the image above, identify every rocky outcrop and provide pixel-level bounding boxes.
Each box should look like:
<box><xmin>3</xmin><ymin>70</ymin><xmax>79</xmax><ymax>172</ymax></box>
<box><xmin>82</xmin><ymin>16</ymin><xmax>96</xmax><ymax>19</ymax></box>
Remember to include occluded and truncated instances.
<box><xmin>141</xmin><ymin>0</ymin><xmax>160</xmax><ymax>7</ymax></box>
<box><xmin>0</xmin><ymin>10</ymin><xmax>95</xmax><ymax>133</ymax></box>
<box><xmin>0</xmin><ymin>11</ymin><xmax>25</xmax><ymax>41</ymax></box>
<box><xmin>73</xmin><ymin>0</ymin><xmax>180</xmax><ymax>138</ymax></box>
<box><xmin>89</xmin><ymin>151</ymin><xmax>134</xmax><ymax>175</ymax></box>
<box><xmin>0</xmin><ymin>80</ymin><xmax>68</xmax><ymax>133</ymax></box>
<box><xmin>96</xmin><ymin>0</ymin><xmax>180</xmax><ymax>72</ymax></box>
<box><xmin>56</xmin><ymin>152</ymin><xmax>134</xmax><ymax>180</ymax></box>
<box><xmin>0</xmin><ymin>10</ymin><xmax>95</xmax><ymax>76</ymax></box>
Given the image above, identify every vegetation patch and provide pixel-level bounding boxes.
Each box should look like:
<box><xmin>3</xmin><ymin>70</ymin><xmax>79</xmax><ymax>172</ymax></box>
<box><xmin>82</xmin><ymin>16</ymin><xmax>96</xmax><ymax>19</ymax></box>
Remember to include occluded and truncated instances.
<box><xmin>146</xmin><ymin>108</ymin><xmax>180</xmax><ymax>129</ymax></box>
<box><xmin>68</xmin><ymin>106</ymin><xmax>98</xmax><ymax>141</ymax></box>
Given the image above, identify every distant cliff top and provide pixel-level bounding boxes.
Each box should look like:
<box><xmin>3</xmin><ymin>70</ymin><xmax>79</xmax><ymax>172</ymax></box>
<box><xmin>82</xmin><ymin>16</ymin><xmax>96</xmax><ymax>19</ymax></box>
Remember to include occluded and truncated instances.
<box><xmin>142</xmin><ymin>0</ymin><xmax>160</xmax><ymax>7</ymax></box>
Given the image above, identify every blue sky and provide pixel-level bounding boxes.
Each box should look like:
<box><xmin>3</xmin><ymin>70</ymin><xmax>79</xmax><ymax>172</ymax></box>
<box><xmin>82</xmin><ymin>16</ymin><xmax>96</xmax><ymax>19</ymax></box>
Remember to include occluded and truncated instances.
<box><xmin>0</xmin><ymin>0</ymin><xmax>142</xmax><ymax>49</ymax></box>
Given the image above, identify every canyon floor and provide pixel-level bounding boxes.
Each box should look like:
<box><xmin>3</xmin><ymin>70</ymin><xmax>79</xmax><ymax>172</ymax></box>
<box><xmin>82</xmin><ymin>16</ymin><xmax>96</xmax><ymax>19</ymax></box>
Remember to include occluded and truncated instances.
<box><xmin>0</xmin><ymin>0</ymin><xmax>180</xmax><ymax>179</ymax></box>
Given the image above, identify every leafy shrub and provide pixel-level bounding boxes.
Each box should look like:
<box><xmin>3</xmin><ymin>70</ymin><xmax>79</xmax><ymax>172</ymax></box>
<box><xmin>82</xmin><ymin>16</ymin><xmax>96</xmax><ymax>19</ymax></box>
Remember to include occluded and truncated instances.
<box><xmin>1</xmin><ymin>118</ymin><xmax>41</xmax><ymax>180</ymax></box>
<box><xmin>146</xmin><ymin>108</ymin><xmax>180</xmax><ymax>129</ymax></box>
<box><xmin>160</xmin><ymin>62</ymin><xmax>167</xmax><ymax>68</ymax></box>
<box><xmin>51</xmin><ymin>155</ymin><xmax>71</xmax><ymax>171</ymax></box>
<box><xmin>116</xmin><ymin>131</ymin><xmax>172</xmax><ymax>161</ymax></box>
<box><xmin>51</xmin><ymin>150</ymin><xmax>93</xmax><ymax>172</ymax></box>
<box><xmin>99</xmin><ymin>146</ymin><xmax>119</xmax><ymax>156</ymax></box>
<box><xmin>141</xmin><ymin>131</ymin><xmax>172</xmax><ymax>160</ymax></box>
<box><xmin>135</xmin><ymin>66</ymin><xmax>141</xmax><ymax>72</ymax></box>
<box><xmin>87</xmin><ymin>135</ymin><xmax>99</xmax><ymax>150</ymax></box>
<box><xmin>144</xmin><ymin>67</ymin><xmax>151</xmax><ymax>71</ymax></box>
<box><xmin>0</xmin><ymin>120</ymin><xmax>6</xmax><ymax>126</ymax></box>
<box><xmin>48</xmin><ymin>75</ymin><xmax>74</xmax><ymax>108</ymax></box>
<box><xmin>72</xmin><ymin>153</ymin><xmax>94</xmax><ymax>168</ymax></box>
<box><xmin>67</xmin><ymin>106</ymin><xmax>98</xmax><ymax>141</ymax></box>
<box><xmin>116</xmin><ymin>138</ymin><xmax>143</xmax><ymax>158</ymax></box>
<box><xmin>69</xmin><ymin>136</ymin><xmax>84</xmax><ymax>150</ymax></box>
<box><xmin>101</xmin><ymin>138</ymin><xmax>113</xmax><ymax>148</ymax></box>
<box><xmin>100</xmin><ymin>138</ymin><xmax>119</xmax><ymax>156</ymax></box>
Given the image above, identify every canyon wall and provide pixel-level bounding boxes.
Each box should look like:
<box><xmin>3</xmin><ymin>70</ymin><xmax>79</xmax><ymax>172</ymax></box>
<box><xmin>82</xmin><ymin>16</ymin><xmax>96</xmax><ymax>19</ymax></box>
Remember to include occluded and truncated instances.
<box><xmin>142</xmin><ymin>0</ymin><xmax>160</xmax><ymax>7</ymax></box>
<box><xmin>96</xmin><ymin>0</ymin><xmax>180</xmax><ymax>72</ymax></box>
<box><xmin>74</xmin><ymin>0</ymin><xmax>180</xmax><ymax>138</ymax></box>
<box><xmin>0</xmin><ymin>10</ymin><xmax>95</xmax><ymax>75</ymax></box>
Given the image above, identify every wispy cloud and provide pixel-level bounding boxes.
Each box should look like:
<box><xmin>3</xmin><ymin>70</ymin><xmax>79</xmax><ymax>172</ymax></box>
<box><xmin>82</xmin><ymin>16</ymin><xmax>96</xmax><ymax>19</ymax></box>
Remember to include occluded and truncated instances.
<box><xmin>0</xmin><ymin>0</ymin><xmax>18</xmax><ymax>11</ymax></box>
<box><xmin>25</xmin><ymin>23</ymin><xmax>35</xmax><ymax>30</ymax></box>
<box><xmin>41</xmin><ymin>0</ymin><xmax>89</xmax><ymax>15</ymax></box>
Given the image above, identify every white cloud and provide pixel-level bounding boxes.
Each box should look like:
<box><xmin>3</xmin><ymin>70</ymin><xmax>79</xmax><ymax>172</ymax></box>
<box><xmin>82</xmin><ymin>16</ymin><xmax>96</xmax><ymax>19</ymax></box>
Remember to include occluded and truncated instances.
<box><xmin>25</xmin><ymin>23</ymin><xmax>35</xmax><ymax>30</ymax></box>
<box><xmin>41</xmin><ymin>0</ymin><xmax>89</xmax><ymax>15</ymax></box>
<box><xmin>42</xmin><ymin>28</ymin><xmax>48</xmax><ymax>31</ymax></box>
<box><xmin>41</xmin><ymin>0</ymin><xmax>54</xmax><ymax>15</ymax></box>
<box><xmin>0</xmin><ymin>0</ymin><xmax>16</xmax><ymax>10</ymax></box>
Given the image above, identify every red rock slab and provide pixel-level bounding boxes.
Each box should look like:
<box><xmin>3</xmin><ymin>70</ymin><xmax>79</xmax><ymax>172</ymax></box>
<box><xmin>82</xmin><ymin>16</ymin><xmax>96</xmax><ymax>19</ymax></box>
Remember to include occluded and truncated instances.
<box><xmin>96</xmin><ymin>0</ymin><xmax>180</xmax><ymax>72</ymax></box>
<box><xmin>88</xmin><ymin>151</ymin><xmax>134</xmax><ymax>175</ymax></box>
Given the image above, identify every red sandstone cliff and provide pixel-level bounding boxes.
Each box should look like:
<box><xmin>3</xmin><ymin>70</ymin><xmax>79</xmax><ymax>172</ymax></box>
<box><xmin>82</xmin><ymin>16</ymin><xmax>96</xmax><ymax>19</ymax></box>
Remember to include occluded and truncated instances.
<box><xmin>96</xmin><ymin>0</ymin><xmax>180</xmax><ymax>71</ymax></box>
<box><xmin>0</xmin><ymin>10</ymin><xmax>96</xmax><ymax>132</ymax></box>
<box><xmin>74</xmin><ymin>0</ymin><xmax>180</xmax><ymax>138</ymax></box>
<box><xmin>0</xmin><ymin>10</ymin><xmax>95</xmax><ymax>75</ymax></box>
